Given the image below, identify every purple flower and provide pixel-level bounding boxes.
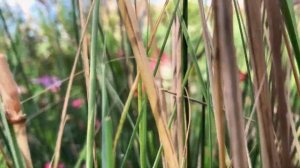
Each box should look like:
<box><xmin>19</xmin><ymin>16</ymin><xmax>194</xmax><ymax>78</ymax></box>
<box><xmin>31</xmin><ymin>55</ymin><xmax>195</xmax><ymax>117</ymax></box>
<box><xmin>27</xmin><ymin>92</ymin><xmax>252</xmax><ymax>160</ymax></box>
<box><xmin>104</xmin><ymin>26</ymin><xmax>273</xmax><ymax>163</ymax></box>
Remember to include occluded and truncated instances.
<box><xmin>32</xmin><ymin>75</ymin><xmax>61</xmax><ymax>93</ymax></box>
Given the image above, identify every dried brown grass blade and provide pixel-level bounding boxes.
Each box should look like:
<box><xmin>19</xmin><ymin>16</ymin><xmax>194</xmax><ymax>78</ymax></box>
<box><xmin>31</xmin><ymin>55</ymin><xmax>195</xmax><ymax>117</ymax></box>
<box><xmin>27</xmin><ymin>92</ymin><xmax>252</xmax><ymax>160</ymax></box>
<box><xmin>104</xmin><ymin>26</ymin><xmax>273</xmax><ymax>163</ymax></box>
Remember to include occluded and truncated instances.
<box><xmin>0</xmin><ymin>53</ymin><xmax>33</xmax><ymax>168</ymax></box>
<box><xmin>51</xmin><ymin>1</ymin><xmax>95</xmax><ymax>167</ymax></box>
<box><xmin>117</xmin><ymin>1</ymin><xmax>179</xmax><ymax>167</ymax></box>
<box><xmin>172</xmin><ymin>16</ymin><xmax>184</xmax><ymax>166</ymax></box>
<box><xmin>244</xmin><ymin>1</ymin><xmax>279</xmax><ymax>167</ymax></box>
<box><xmin>181</xmin><ymin>88</ymin><xmax>191</xmax><ymax>167</ymax></box>
<box><xmin>171</xmin><ymin>17</ymin><xmax>180</xmax><ymax>142</ymax></box>
<box><xmin>79</xmin><ymin>0</ymin><xmax>90</xmax><ymax>99</ymax></box>
<box><xmin>264</xmin><ymin>0</ymin><xmax>291</xmax><ymax>166</ymax></box>
<box><xmin>198</xmin><ymin>0</ymin><xmax>225</xmax><ymax>167</ymax></box>
<box><xmin>245</xmin><ymin>71</ymin><xmax>267</xmax><ymax>136</ymax></box>
<box><xmin>213</xmin><ymin>0</ymin><xmax>249</xmax><ymax>167</ymax></box>
<box><xmin>288</xmin><ymin>109</ymin><xmax>300</xmax><ymax>164</ymax></box>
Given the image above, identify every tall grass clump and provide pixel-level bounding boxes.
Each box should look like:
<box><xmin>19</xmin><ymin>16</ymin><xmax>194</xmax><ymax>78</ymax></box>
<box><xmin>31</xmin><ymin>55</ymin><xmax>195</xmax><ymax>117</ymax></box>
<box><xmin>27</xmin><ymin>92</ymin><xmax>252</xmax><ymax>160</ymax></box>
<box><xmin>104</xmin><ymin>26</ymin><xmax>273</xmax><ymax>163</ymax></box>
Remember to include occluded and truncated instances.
<box><xmin>0</xmin><ymin>0</ymin><xmax>299</xmax><ymax>167</ymax></box>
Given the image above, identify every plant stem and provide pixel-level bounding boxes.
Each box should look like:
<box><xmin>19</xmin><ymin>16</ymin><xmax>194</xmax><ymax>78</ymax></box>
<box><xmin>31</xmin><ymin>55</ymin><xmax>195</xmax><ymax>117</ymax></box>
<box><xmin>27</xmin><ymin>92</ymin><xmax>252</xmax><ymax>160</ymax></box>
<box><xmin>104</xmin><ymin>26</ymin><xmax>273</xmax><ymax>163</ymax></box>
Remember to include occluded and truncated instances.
<box><xmin>86</xmin><ymin>0</ymin><xmax>100</xmax><ymax>167</ymax></box>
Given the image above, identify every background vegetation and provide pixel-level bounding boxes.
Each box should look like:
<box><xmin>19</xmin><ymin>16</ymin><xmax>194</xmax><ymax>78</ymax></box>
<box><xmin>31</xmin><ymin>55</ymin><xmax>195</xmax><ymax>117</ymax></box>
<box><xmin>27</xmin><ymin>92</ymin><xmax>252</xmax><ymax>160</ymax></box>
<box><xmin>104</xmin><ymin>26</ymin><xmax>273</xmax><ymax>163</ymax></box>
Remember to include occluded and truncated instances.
<box><xmin>0</xmin><ymin>0</ymin><xmax>299</xmax><ymax>167</ymax></box>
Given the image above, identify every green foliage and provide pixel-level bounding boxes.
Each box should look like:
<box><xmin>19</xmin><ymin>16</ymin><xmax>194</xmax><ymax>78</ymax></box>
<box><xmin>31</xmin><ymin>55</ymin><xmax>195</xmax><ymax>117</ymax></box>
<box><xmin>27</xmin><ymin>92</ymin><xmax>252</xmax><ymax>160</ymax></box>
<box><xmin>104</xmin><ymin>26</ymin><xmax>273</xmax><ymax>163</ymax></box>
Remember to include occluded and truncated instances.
<box><xmin>0</xmin><ymin>0</ymin><xmax>299</xmax><ymax>167</ymax></box>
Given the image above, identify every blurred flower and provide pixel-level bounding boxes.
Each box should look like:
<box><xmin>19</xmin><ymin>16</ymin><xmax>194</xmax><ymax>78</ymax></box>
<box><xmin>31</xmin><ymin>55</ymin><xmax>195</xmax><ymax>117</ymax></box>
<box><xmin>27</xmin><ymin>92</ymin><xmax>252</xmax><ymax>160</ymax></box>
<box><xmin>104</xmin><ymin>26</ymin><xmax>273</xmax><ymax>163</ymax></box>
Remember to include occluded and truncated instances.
<box><xmin>78</xmin><ymin>120</ymin><xmax>85</xmax><ymax>131</ymax></box>
<box><xmin>95</xmin><ymin>119</ymin><xmax>101</xmax><ymax>130</ymax></box>
<box><xmin>149</xmin><ymin>53</ymin><xmax>170</xmax><ymax>71</ymax></box>
<box><xmin>134</xmin><ymin>51</ymin><xmax>172</xmax><ymax>97</ymax></box>
<box><xmin>32</xmin><ymin>75</ymin><xmax>61</xmax><ymax>93</ymax></box>
<box><xmin>239</xmin><ymin>71</ymin><xmax>248</xmax><ymax>82</ymax></box>
<box><xmin>71</xmin><ymin>98</ymin><xmax>84</xmax><ymax>109</ymax></box>
<box><xmin>44</xmin><ymin>162</ymin><xmax>64</xmax><ymax>168</ymax></box>
<box><xmin>116</xmin><ymin>50</ymin><xmax>125</xmax><ymax>58</ymax></box>
<box><xmin>150</xmin><ymin>52</ymin><xmax>172</xmax><ymax>88</ymax></box>
<box><xmin>17</xmin><ymin>85</ymin><xmax>28</xmax><ymax>94</ymax></box>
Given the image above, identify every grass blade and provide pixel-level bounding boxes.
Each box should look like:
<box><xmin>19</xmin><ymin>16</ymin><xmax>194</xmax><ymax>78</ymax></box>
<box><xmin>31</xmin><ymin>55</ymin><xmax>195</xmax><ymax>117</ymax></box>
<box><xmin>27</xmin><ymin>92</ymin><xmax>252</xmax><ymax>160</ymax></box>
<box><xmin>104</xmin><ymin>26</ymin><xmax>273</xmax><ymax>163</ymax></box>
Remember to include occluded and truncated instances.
<box><xmin>100</xmin><ymin>51</ymin><xmax>113</xmax><ymax>168</ymax></box>
<box><xmin>138</xmin><ymin>80</ymin><xmax>147</xmax><ymax>168</ymax></box>
<box><xmin>213</xmin><ymin>0</ymin><xmax>249</xmax><ymax>167</ymax></box>
<box><xmin>265</xmin><ymin>0</ymin><xmax>291</xmax><ymax>166</ymax></box>
<box><xmin>78</xmin><ymin>0</ymin><xmax>91</xmax><ymax>98</ymax></box>
<box><xmin>0</xmin><ymin>54</ymin><xmax>30</xmax><ymax>168</ymax></box>
<box><xmin>0</xmin><ymin>104</ymin><xmax>25</xmax><ymax>168</ymax></box>
<box><xmin>102</xmin><ymin>117</ymin><xmax>113</xmax><ymax>168</ymax></box>
<box><xmin>117</xmin><ymin>1</ymin><xmax>179</xmax><ymax>167</ymax></box>
<box><xmin>197</xmin><ymin>1</ymin><xmax>225</xmax><ymax>167</ymax></box>
<box><xmin>50</xmin><ymin>1</ymin><xmax>95</xmax><ymax>167</ymax></box>
<box><xmin>244</xmin><ymin>1</ymin><xmax>279</xmax><ymax>167</ymax></box>
<box><xmin>281</xmin><ymin>0</ymin><xmax>300</xmax><ymax>72</ymax></box>
<box><xmin>113</xmin><ymin>73</ymin><xmax>140</xmax><ymax>153</ymax></box>
<box><xmin>86</xmin><ymin>0</ymin><xmax>100</xmax><ymax>167</ymax></box>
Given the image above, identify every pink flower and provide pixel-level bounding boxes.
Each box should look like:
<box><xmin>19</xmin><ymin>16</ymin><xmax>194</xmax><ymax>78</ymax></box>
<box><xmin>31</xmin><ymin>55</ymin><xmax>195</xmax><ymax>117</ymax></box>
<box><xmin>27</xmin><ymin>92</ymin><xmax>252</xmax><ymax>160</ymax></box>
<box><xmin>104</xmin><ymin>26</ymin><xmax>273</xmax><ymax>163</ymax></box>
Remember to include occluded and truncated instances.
<box><xmin>95</xmin><ymin>119</ymin><xmax>101</xmax><ymax>130</ymax></box>
<box><xmin>71</xmin><ymin>98</ymin><xmax>84</xmax><ymax>109</ymax></box>
<box><xmin>149</xmin><ymin>53</ymin><xmax>170</xmax><ymax>71</ymax></box>
<box><xmin>149</xmin><ymin>52</ymin><xmax>172</xmax><ymax>88</ymax></box>
<box><xmin>44</xmin><ymin>162</ymin><xmax>64</xmax><ymax>168</ymax></box>
<box><xmin>44</xmin><ymin>162</ymin><xmax>50</xmax><ymax>168</ymax></box>
<box><xmin>239</xmin><ymin>70</ymin><xmax>248</xmax><ymax>82</ymax></box>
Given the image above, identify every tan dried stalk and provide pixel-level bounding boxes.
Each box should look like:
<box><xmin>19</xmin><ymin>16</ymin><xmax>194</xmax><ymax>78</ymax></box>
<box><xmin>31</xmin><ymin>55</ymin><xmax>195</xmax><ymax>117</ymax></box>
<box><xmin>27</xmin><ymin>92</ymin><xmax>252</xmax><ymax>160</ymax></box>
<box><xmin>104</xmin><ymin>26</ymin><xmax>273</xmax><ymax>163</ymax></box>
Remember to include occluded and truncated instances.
<box><xmin>117</xmin><ymin>1</ymin><xmax>179</xmax><ymax>167</ymax></box>
<box><xmin>264</xmin><ymin>0</ymin><xmax>291</xmax><ymax>166</ymax></box>
<box><xmin>0</xmin><ymin>53</ymin><xmax>32</xmax><ymax>168</ymax></box>
<box><xmin>287</xmin><ymin>99</ymin><xmax>300</xmax><ymax>164</ymax></box>
<box><xmin>213</xmin><ymin>0</ymin><xmax>249</xmax><ymax>167</ymax></box>
<box><xmin>244</xmin><ymin>1</ymin><xmax>279</xmax><ymax>167</ymax></box>
<box><xmin>79</xmin><ymin>0</ymin><xmax>90</xmax><ymax>99</ymax></box>
<box><xmin>180</xmin><ymin>88</ymin><xmax>191</xmax><ymax>167</ymax></box>
<box><xmin>51</xmin><ymin>1</ymin><xmax>95</xmax><ymax>167</ymax></box>
<box><xmin>172</xmin><ymin>16</ymin><xmax>184</xmax><ymax>166</ymax></box>
<box><xmin>171</xmin><ymin>19</ymin><xmax>179</xmax><ymax>146</ymax></box>
<box><xmin>198</xmin><ymin>0</ymin><xmax>225</xmax><ymax>167</ymax></box>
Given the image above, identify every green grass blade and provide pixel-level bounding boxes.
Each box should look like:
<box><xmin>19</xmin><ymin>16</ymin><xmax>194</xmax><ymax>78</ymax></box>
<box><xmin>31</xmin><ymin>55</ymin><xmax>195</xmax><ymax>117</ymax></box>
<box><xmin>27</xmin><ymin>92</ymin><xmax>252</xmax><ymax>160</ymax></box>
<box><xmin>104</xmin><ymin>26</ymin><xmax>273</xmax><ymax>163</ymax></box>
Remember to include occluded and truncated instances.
<box><xmin>102</xmin><ymin>117</ymin><xmax>114</xmax><ymax>168</ymax></box>
<box><xmin>152</xmin><ymin>0</ymin><xmax>180</xmax><ymax>76</ymax></box>
<box><xmin>86</xmin><ymin>0</ymin><xmax>100</xmax><ymax>167</ymax></box>
<box><xmin>233</xmin><ymin>0</ymin><xmax>254</xmax><ymax>101</ymax></box>
<box><xmin>138</xmin><ymin>80</ymin><xmax>147</xmax><ymax>168</ymax></box>
<box><xmin>101</xmin><ymin>56</ymin><xmax>113</xmax><ymax>168</ymax></box>
<box><xmin>104</xmin><ymin>79</ymin><xmax>135</xmax><ymax>129</ymax></box>
<box><xmin>0</xmin><ymin>104</ymin><xmax>25</xmax><ymax>168</ymax></box>
<box><xmin>113</xmin><ymin>74</ymin><xmax>140</xmax><ymax>153</ymax></box>
<box><xmin>201</xmin><ymin>98</ymin><xmax>207</xmax><ymax>168</ymax></box>
<box><xmin>74</xmin><ymin>144</ymin><xmax>86</xmax><ymax>168</ymax></box>
<box><xmin>120</xmin><ymin>102</ymin><xmax>145</xmax><ymax>168</ymax></box>
<box><xmin>0</xmin><ymin>9</ymin><xmax>31</xmax><ymax>90</ymax></box>
<box><xmin>206</xmin><ymin>83</ymin><xmax>213</xmax><ymax>168</ymax></box>
<box><xmin>175</xmin><ymin>4</ymin><xmax>208</xmax><ymax>100</ymax></box>
<box><xmin>71</xmin><ymin>0</ymin><xmax>80</xmax><ymax>45</ymax></box>
<box><xmin>281</xmin><ymin>0</ymin><xmax>300</xmax><ymax>72</ymax></box>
